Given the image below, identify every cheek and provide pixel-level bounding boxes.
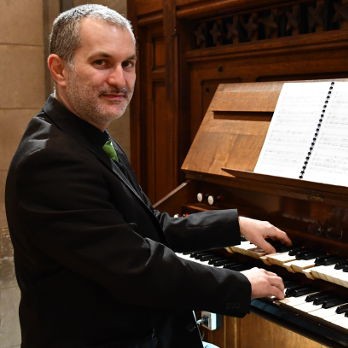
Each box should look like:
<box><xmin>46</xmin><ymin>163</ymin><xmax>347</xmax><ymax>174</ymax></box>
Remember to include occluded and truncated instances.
<box><xmin>126</xmin><ymin>73</ymin><xmax>136</xmax><ymax>88</ymax></box>
<box><xmin>76</xmin><ymin>67</ymin><xmax>105</xmax><ymax>86</ymax></box>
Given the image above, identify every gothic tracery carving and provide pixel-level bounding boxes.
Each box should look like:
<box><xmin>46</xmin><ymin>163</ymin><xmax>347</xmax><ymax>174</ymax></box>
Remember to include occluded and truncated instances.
<box><xmin>191</xmin><ymin>0</ymin><xmax>346</xmax><ymax>49</ymax></box>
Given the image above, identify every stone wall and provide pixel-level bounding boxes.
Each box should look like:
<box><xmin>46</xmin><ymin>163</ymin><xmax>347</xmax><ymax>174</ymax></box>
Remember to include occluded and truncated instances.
<box><xmin>0</xmin><ymin>1</ymin><xmax>129</xmax><ymax>346</ymax></box>
<box><xmin>0</xmin><ymin>0</ymin><xmax>45</xmax><ymax>346</ymax></box>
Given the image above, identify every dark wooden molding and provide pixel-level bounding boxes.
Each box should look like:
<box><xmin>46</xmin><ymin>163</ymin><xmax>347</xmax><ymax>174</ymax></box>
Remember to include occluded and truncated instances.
<box><xmin>189</xmin><ymin>0</ymin><xmax>347</xmax><ymax>49</ymax></box>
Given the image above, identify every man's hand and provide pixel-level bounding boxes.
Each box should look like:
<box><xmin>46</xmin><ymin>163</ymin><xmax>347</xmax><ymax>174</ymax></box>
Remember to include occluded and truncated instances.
<box><xmin>238</xmin><ymin>216</ymin><xmax>292</xmax><ymax>254</ymax></box>
<box><xmin>241</xmin><ymin>267</ymin><xmax>285</xmax><ymax>299</ymax></box>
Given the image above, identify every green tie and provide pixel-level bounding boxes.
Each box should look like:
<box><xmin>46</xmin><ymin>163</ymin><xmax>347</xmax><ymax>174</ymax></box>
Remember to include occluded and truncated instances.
<box><xmin>103</xmin><ymin>139</ymin><xmax>118</xmax><ymax>161</ymax></box>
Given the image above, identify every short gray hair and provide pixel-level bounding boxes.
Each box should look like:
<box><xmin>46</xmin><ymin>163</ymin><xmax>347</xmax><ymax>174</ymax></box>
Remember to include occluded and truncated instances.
<box><xmin>49</xmin><ymin>4</ymin><xmax>135</xmax><ymax>63</ymax></box>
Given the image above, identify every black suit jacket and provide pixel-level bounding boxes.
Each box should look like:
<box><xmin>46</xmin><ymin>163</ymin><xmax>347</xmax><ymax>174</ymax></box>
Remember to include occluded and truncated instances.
<box><xmin>5</xmin><ymin>96</ymin><xmax>251</xmax><ymax>348</ymax></box>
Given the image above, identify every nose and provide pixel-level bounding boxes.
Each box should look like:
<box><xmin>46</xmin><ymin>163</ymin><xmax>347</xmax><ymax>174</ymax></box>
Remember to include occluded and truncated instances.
<box><xmin>107</xmin><ymin>65</ymin><xmax>126</xmax><ymax>87</ymax></box>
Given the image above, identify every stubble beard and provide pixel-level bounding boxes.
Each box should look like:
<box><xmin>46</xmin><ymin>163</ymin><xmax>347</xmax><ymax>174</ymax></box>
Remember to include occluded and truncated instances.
<box><xmin>66</xmin><ymin>77</ymin><xmax>131</xmax><ymax>130</ymax></box>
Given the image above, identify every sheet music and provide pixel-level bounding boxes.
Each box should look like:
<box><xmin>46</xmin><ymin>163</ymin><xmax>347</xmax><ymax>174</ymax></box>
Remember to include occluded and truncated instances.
<box><xmin>254</xmin><ymin>82</ymin><xmax>332</xmax><ymax>178</ymax></box>
<box><xmin>303</xmin><ymin>82</ymin><xmax>348</xmax><ymax>186</ymax></box>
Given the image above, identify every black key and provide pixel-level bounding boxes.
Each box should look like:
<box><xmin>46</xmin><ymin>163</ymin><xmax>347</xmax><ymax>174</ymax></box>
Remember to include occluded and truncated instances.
<box><xmin>225</xmin><ymin>264</ymin><xmax>250</xmax><ymax>271</ymax></box>
<box><xmin>306</xmin><ymin>291</ymin><xmax>329</xmax><ymax>302</ymax></box>
<box><xmin>303</xmin><ymin>250</ymin><xmax>324</xmax><ymax>260</ymax></box>
<box><xmin>212</xmin><ymin>259</ymin><xmax>229</xmax><ymax>266</ymax></box>
<box><xmin>296</xmin><ymin>249</ymin><xmax>322</xmax><ymax>260</ymax></box>
<box><xmin>288</xmin><ymin>246</ymin><xmax>304</xmax><ymax>256</ymax></box>
<box><xmin>295</xmin><ymin>248</ymin><xmax>311</xmax><ymax>259</ymax></box>
<box><xmin>285</xmin><ymin>285</ymin><xmax>302</xmax><ymax>297</ymax></box>
<box><xmin>314</xmin><ymin>255</ymin><xmax>342</xmax><ymax>266</ymax></box>
<box><xmin>208</xmin><ymin>256</ymin><xmax>225</xmax><ymax>264</ymax></box>
<box><xmin>334</xmin><ymin>259</ymin><xmax>348</xmax><ymax>270</ymax></box>
<box><xmin>265</xmin><ymin>238</ymin><xmax>290</xmax><ymax>252</ymax></box>
<box><xmin>222</xmin><ymin>262</ymin><xmax>240</xmax><ymax>268</ymax></box>
<box><xmin>190</xmin><ymin>251</ymin><xmax>210</xmax><ymax>258</ymax></box>
<box><xmin>284</xmin><ymin>279</ymin><xmax>297</xmax><ymax>288</ymax></box>
<box><xmin>313</xmin><ymin>294</ymin><xmax>332</xmax><ymax>306</ymax></box>
<box><xmin>285</xmin><ymin>285</ymin><xmax>313</xmax><ymax>298</ymax></box>
<box><xmin>336</xmin><ymin>303</ymin><xmax>348</xmax><ymax>314</ymax></box>
<box><xmin>322</xmin><ymin>297</ymin><xmax>346</xmax><ymax>309</ymax></box>
<box><xmin>199</xmin><ymin>253</ymin><xmax>216</xmax><ymax>261</ymax></box>
<box><xmin>292</xmin><ymin>286</ymin><xmax>315</xmax><ymax>297</ymax></box>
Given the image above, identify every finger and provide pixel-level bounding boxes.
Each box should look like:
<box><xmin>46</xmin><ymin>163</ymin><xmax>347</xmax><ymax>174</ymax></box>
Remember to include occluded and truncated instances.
<box><xmin>264</xmin><ymin>270</ymin><xmax>278</xmax><ymax>277</ymax></box>
<box><xmin>269</xmin><ymin>275</ymin><xmax>285</xmax><ymax>292</ymax></box>
<box><xmin>272</xmin><ymin>286</ymin><xmax>285</xmax><ymax>300</ymax></box>
<box><xmin>264</xmin><ymin>270</ymin><xmax>284</xmax><ymax>285</ymax></box>
<box><xmin>268</xmin><ymin>227</ymin><xmax>292</xmax><ymax>246</ymax></box>
<box><xmin>258</xmin><ymin>239</ymin><xmax>276</xmax><ymax>254</ymax></box>
<box><xmin>276</xmin><ymin>229</ymin><xmax>292</xmax><ymax>246</ymax></box>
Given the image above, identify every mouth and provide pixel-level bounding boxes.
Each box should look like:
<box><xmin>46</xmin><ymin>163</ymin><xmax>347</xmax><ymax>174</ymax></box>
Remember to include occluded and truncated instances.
<box><xmin>100</xmin><ymin>92</ymin><xmax>127</xmax><ymax>102</ymax></box>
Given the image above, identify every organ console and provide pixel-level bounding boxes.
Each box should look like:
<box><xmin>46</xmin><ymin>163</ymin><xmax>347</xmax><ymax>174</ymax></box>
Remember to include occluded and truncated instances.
<box><xmin>154</xmin><ymin>80</ymin><xmax>348</xmax><ymax>348</ymax></box>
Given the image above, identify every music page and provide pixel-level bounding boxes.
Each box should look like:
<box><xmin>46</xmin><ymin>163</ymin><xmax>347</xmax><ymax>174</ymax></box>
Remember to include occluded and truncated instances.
<box><xmin>254</xmin><ymin>82</ymin><xmax>332</xmax><ymax>178</ymax></box>
<box><xmin>303</xmin><ymin>82</ymin><xmax>348</xmax><ymax>186</ymax></box>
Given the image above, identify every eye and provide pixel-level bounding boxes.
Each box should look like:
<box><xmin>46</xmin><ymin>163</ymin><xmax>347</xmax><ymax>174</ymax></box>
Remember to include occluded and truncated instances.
<box><xmin>92</xmin><ymin>59</ymin><xmax>109</xmax><ymax>69</ymax></box>
<box><xmin>122</xmin><ymin>59</ymin><xmax>136</xmax><ymax>71</ymax></box>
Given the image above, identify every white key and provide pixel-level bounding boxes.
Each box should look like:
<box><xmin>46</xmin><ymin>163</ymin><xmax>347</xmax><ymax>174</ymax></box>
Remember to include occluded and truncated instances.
<box><xmin>325</xmin><ymin>313</ymin><xmax>348</xmax><ymax>330</ymax></box>
<box><xmin>176</xmin><ymin>253</ymin><xmax>208</xmax><ymax>266</ymax></box>
<box><xmin>314</xmin><ymin>265</ymin><xmax>348</xmax><ymax>287</ymax></box>
<box><xmin>309</xmin><ymin>304</ymin><xmax>345</xmax><ymax>319</ymax></box>
<box><xmin>329</xmin><ymin>270</ymin><xmax>348</xmax><ymax>288</ymax></box>
<box><xmin>231</xmin><ymin>241</ymin><xmax>266</xmax><ymax>259</ymax></box>
<box><xmin>290</xmin><ymin>300</ymin><xmax>322</xmax><ymax>313</ymax></box>
<box><xmin>312</xmin><ymin>264</ymin><xmax>338</xmax><ymax>282</ymax></box>
<box><xmin>266</xmin><ymin>251</ymin><xmax>296</xmax><ymax>266</ymax></box>
<box><xmin>290</xmin><ymin>258</ymin><xmax>316</xmax><ymax>273</ymax></box>
<box><xmin>176</xmin><ymin>253</ymin><xmax>222</xmax><ymax>268</ymax></box>
<box><xmin>279</xmin><ymin>294</ymin><xmax>311</xmax><ymax>306</ymax></box>
<box><xmin>308</xmin><ymin>264</ymin><xmax>334</xmax><ymax>281</ymax></box>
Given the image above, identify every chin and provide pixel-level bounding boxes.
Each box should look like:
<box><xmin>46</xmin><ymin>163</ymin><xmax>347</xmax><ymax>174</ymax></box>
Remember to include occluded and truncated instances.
<box><xmin>104</xmin><ymin>112</ymin><xmax>124</xmax><ymax>122</ymax></box>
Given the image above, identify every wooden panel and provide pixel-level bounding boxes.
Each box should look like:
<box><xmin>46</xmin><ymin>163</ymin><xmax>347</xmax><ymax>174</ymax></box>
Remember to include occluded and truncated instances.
<box><xmin>200</xmin><ymin>80</ymin><xmax>221</xmax><ymax>115</ymax></box>
<box><xmin>201</xmin><ymin>313</ymin><xmax>326</xmax><ymax>348</ymax></box>
<box><xmin>176</xmin><ymin>0</ymin><xmax>286</xmax><ymax>18</ymax></box>
<box><xmin>143</xmin><ymin>73</ymin><xmax>178</xmax><ymax>202</ymax></box>
<box><xmin>189</xmin><ymin>76</ymin><xmax>242</xmax><ymax>141</ymax></box>
<box><xmin>201</xmin><ymin>316</ymin><xmax>239</xmax><ymax>348</ymax></box>
<box><xmin>153</xmin><ymin>81</ymin><xmax>177</xmax><ymax>201</ymax></box>
<box><xmin>237</xmin><ymin>314</ymin><xmax>326</xmax><ymax>348</ymax></box>
<box><xmin>210</xmin><ymin>82</ymin><xmax>281</xmax><ymax>112</ymax></box>
<box><xmin>151</xmin><ymin>35</ymin><xmax>165</xmax><ymax>70</ymax></box>
<box><xmin>196</xmin><ymin>309</ymin><xmax>329</xmax><ymax>348</ymax></box>
<box><xmin>182</xmin><ymin>82</ymin><xmax>281</xmax><ymax>176</ymax></box>
<box><xmin>187</xmin><ymin>30</ymin><xmax>348</xmax><ymax>139</ymax></box>
<box><xmin>133</xmin><ymin>0</ymin><xmax>162</xmax><ymax>16</ymax></box>
<box><xmin>130</xmin><ymin>22</ymin><xmax>170</xmax><ymax>201</ymax></box>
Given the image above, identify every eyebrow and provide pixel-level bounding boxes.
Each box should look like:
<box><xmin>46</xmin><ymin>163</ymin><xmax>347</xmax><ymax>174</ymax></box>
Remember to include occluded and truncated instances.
<box><xmin>89</xmin><ymin>52</ymin><xmax>137</xmax><ymax>61</ymax></box>
<box><xmin>127</xmin><ymin>54</ymin><xmax>137</xmax><ymax>61</ymax></box>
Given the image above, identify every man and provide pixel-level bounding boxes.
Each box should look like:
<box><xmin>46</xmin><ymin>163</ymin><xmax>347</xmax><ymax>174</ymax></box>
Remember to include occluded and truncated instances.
<box><xmin>5</xmin><ymin>4</ymin><xmax>291</xmax><ymax>348</ymax></box>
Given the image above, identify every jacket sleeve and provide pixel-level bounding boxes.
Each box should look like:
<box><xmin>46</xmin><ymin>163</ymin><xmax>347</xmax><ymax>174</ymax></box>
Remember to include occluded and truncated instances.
<box><xmin>9</xmin><ymin>139</ymin><xmax>251</xmax><ymax>317</ymax></box>
<box><xmin>116</xmin><ymin>146</ymin><xmax>242</xmax><ymax>252</ymax></box>
<box><xmin>153</xmin><ymin>209</ymin><xmax>241</xmax><ymax>252</ymax></box>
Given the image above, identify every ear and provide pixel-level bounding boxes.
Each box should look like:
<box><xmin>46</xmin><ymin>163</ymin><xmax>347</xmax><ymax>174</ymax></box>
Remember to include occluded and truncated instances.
<box><xmin>47</xmin><ymin>54</ymin><xmax>68</xmax><ymax>87</ymax></box>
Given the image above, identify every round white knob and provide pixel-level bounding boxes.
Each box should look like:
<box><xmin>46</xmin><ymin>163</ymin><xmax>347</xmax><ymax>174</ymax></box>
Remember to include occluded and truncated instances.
<box><xmin>197</xmin><ymin>192</ymin><xmax>203</xmax><ymax>202</ymax></box>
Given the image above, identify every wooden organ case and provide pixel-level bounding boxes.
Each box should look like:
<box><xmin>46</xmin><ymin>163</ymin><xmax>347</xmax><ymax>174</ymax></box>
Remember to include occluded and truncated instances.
<box><xmin>154</xmin><ymin>81</ymin><xmax>348</xmax><ymax>348</ymax></box>
<box><xmin>128</xmin><ymin>0</ymin><xmax>348</xmax><ymax>203</ymax></box>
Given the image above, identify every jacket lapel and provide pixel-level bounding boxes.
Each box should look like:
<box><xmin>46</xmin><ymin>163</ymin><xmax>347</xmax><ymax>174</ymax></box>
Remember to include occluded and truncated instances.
<box><xmin>43</xmin><ymin>96</ymin><xmax>150</xmax><ymax>211</ymax></box>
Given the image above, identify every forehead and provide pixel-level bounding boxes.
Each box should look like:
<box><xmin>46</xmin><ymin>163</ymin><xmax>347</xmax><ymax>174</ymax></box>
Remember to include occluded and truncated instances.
<box><xmin>77</xmin><ymin>17</ymin><xmax>135</xmax><ymax>57</ymax></box>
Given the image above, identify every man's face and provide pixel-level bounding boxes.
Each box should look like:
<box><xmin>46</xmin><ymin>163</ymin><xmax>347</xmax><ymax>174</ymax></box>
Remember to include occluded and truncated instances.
<box><xmin>60</xmin><ymin>18</ymin><xmax>136</xmax><ymax>130</ymax></box>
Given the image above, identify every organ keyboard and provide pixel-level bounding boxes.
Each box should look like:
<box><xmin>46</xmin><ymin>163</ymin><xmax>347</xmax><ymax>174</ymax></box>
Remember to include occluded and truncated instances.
<box><xmin>177</xmin><ymin>246</ymin><xmax>348</xmax><ymax>346</ymax></box>
<box><xmin>154</xmin><ymin>81</ymin><xmax>348</xmax><ymax>348</ymax></box>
